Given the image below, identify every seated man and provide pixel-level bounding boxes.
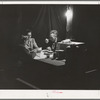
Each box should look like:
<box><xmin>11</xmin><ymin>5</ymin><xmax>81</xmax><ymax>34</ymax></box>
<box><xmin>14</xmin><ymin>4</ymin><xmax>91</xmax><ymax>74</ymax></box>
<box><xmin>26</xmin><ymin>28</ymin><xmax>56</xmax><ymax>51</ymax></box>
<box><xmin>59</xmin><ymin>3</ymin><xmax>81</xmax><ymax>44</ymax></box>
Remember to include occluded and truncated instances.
<box><xmin>22</xmin><ymin>31</ymin><xmax>40</xmax><ymax>58</ymax></box>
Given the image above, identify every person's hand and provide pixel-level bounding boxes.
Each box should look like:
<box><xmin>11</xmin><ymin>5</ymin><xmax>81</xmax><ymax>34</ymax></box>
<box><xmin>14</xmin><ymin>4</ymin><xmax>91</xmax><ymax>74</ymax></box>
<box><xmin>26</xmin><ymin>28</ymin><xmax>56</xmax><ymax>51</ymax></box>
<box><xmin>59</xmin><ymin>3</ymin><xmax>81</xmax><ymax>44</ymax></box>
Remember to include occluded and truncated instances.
<box><xmin>47</xmin><ymin>47</ymin><xmax>51</xmax><ymax>51</ymax></box>
<box><xmin>37</xmin><ymin>47</ymin><xmax>42</xmax><ymax>52</ymax></box>
<box><xmin>45</xmin><ymin>38</ymin><xmax>49</xmax><ymax>43</ymax></box>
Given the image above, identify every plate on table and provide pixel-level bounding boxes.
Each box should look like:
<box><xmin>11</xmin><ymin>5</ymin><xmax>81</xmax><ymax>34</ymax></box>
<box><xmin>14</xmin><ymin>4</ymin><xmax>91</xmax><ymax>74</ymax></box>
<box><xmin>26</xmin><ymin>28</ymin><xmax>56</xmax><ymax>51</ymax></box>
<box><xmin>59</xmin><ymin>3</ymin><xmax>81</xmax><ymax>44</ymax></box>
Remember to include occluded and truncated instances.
<box><xmin>55</xmin><ymin>50</ymin><xmax>64</xmax><ymax>52</ymax></box>
<box><xmin>48</xmin><ymin>51</ymin><xmax>53</xmax><ymax>53</ymax></box>
<box><xmin>42</xmin><ymin>49</ymin><xmax>49</xmax><ymax>52</ymax></box>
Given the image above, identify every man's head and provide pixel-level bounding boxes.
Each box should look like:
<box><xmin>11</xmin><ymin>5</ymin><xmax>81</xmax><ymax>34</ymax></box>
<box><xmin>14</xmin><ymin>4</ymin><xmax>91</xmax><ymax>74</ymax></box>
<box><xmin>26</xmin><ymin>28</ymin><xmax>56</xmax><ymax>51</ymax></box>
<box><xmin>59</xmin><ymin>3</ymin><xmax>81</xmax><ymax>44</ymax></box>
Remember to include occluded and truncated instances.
<box><xmin>27</xmin><ymin>31</ymin><xmax>32</xmax><ymax>38</ymax></box>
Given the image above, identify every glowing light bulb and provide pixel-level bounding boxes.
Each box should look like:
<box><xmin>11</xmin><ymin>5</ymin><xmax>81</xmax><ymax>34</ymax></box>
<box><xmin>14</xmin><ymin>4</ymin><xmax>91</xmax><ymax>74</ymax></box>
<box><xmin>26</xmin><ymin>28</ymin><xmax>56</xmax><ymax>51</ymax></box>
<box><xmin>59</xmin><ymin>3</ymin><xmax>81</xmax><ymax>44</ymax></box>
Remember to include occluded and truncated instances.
<box><xmin>65</xmin><ymin>8</ymin><xmax>73</xmax><ymax>21</ymax></box>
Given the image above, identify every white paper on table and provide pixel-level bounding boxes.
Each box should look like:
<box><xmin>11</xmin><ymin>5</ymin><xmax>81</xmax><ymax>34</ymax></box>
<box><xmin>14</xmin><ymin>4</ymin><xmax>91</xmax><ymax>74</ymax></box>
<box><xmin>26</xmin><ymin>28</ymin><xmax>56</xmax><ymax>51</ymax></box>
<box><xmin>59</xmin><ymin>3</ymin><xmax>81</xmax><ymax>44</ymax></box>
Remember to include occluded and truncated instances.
<box><xmin>34</xmin><ymin>51</ymin><xmax>47</xmax><ymax>59</ymax></box>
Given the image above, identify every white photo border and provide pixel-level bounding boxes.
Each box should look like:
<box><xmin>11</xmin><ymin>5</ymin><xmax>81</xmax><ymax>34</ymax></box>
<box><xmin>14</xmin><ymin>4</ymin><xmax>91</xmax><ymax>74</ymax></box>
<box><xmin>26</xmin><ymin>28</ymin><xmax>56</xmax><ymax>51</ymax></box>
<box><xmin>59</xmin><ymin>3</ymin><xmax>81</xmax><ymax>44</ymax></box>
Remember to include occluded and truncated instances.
<box><xmin>0</xmin><ymin>1</ymin><xmax>100</xmax><ymax>99</ymax></box>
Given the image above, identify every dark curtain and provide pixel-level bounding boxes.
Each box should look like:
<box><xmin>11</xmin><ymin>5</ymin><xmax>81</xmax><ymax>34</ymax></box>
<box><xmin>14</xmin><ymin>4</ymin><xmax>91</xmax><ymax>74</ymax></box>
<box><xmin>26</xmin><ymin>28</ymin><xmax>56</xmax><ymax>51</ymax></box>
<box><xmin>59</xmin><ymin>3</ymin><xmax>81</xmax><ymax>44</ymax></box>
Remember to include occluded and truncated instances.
<box><xmin>1</xmin><ymin>5</ymin><xmax>100</xmax><ymax>51</ymax></box>
<box><xmin>0</xmin><ymin>6</ymin><xmax>19</xmax><ymax>53</ymax></box>
<box><xmin>0</xmin><ymin>5</ymin><xmax>68</xmax><ymax>61</ymax></box>
<box><xmin>30</xmin><ymin>5</ymin><xmax>67</xmax><ymax>47</ymax></box>
<box><xmin>13</xmin><ymin>5</ymin><xmax>67</xmax><ymax>48</ymax></box>
<box><xmin>72</xmin><ymin>5</ymin><xmax>100</xmax><ymax>48</ymax></box>
<box><xmin>1</xmin><ymin>5</ymin><xmax>100</xmax><ymax>64</ymax></box>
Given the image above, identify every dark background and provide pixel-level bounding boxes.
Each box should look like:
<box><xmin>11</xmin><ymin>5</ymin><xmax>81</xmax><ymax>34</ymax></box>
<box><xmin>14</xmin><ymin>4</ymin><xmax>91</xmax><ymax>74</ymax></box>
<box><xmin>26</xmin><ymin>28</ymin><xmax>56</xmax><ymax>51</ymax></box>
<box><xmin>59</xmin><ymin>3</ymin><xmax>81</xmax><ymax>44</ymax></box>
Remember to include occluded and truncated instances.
<box><xmin>0</xmin><ymin>5</ymin><xmax>100</xmax><ymax>89</ymax></box>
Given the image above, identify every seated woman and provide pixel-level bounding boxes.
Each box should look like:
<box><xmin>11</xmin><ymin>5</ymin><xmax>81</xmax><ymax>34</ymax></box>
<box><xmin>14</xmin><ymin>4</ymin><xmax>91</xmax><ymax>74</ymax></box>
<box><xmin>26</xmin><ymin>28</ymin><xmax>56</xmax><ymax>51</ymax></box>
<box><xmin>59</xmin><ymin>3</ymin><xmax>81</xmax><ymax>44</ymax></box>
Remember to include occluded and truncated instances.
<box><xmin>45</xmin><ymin>30</ymin><xmax>61</xmax><ymax>59</ymax></box>
<box><xmin>45</xmin><ymin>30</ymin><xmax>59</xmax><ymax>51</ymax></box>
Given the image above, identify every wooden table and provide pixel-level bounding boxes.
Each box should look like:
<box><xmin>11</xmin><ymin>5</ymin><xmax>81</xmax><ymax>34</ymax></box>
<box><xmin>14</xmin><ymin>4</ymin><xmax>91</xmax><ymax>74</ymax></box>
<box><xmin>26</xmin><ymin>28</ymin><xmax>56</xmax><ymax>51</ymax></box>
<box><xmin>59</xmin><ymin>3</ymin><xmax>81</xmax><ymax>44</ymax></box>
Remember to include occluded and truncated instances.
<box><xmin>34</xmin><ymin>50</ymin><xmax>65</xmax><ymax>66</ymax></box>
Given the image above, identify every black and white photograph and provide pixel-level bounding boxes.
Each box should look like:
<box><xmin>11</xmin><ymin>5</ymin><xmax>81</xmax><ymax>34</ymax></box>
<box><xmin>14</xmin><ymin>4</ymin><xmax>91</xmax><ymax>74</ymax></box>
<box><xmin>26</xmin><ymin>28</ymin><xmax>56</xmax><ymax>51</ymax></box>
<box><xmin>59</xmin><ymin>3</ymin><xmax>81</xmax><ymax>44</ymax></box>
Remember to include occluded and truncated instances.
<box><xmin>0</xmin><ymin>2</ymin><xmax>100</xmax><ymax>92</ymax></box>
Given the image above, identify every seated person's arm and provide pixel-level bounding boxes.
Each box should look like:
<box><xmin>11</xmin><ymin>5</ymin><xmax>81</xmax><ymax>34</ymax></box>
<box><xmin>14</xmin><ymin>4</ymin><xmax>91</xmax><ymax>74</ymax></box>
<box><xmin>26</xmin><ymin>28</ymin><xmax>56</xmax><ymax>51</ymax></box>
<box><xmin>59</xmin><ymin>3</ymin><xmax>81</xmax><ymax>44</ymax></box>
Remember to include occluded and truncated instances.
<box><xmin>32</xmin><ymin>39</ymin><xmax>43</xmax><ymax>53</ymax></box>
<box><xmin>47</xmin><ymin>46</ymin><xmax>51</xmax><ymax>51</ymax></box>
<box><xmin>45</xmin><ymin>38</ymin><xmax>53</xmax><ymax>50</ymax></box>
<box><xmin>24</xmin><ymin>39</ymin><xmax>32</xmax><ymax>53</ymax></box>
<box><xmin>33</xmin><ymin>38</ymin><xmax>38</xmax><ymax>48</ymax></box>
<box><xmin>24</xmin><ymin>44</ymin><xmax>31</xmax><ymax>53</ymax></box>
<box><xmin>45</xmin><ymin>38</ymin><xmax>49</xmax><ymax>43</ymax></box>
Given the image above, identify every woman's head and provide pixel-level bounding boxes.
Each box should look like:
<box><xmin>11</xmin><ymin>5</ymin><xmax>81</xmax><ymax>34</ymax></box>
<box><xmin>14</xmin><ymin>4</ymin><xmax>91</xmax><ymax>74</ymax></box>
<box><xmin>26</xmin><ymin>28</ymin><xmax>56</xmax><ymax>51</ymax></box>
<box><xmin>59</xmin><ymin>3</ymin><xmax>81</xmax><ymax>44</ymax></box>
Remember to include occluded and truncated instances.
<box><xmin>50</xmin><ymin>30</ymin><xmax>58</xmax><ymax>37</ymax></box>
<box><xmin>49</xmin><ymin>30</ymin><xmax>58</xmax><ymax>42</ymax></box>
